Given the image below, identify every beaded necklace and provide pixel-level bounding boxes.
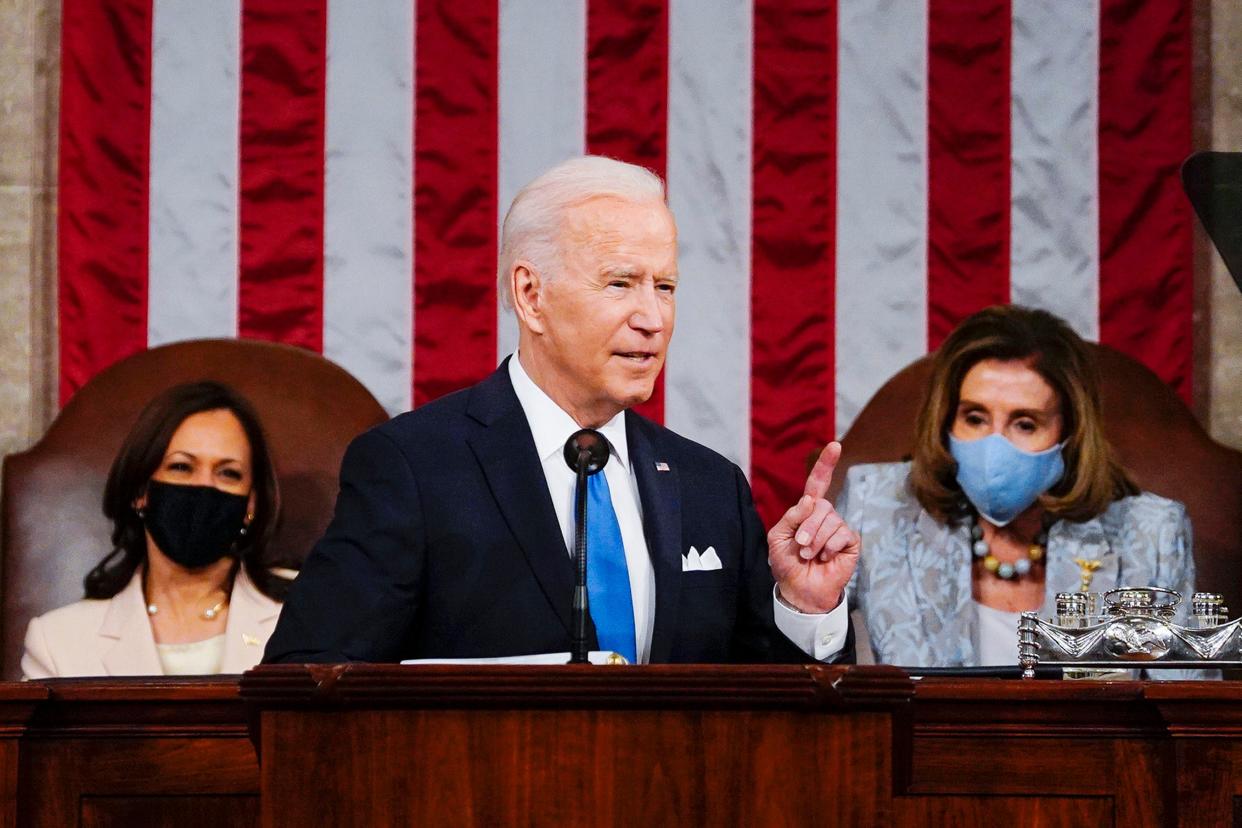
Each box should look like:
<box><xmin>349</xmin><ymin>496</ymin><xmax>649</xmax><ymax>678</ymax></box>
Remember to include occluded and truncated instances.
<box><xmin>969</xmin><ymin>512</ymin><xmax>1049</xmax><ymax>580</ymax></box>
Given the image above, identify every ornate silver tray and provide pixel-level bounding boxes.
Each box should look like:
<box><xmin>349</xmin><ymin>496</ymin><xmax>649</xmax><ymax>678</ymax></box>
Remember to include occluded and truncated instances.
<box><xmin>1018</xmin><ymin>587</ymin><xmax>1242</xmax><ymax>678</ymax></box>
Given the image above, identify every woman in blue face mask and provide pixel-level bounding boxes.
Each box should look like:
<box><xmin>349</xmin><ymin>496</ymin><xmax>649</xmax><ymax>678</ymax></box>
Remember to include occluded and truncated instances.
<box><xmin>836</xmin><ymin>305</ymin><xmax>1198</xmax><ymax>670</ymax></box>
<box><xmin>20</xmin><ymin>382</ymin><xmax>293</xmax><ymax>678</ymax></box>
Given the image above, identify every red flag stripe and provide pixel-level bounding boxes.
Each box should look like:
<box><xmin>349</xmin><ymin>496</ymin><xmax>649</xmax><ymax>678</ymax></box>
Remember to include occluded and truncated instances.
<box><xmin>929</xmin><ymin>0</ymin><xmax>1013</xmax><ymax>347</ymax></box>
<box><xmin>750</xmin><ymin>0</ymin><xmax>837</xmax><ymax>526</ymax></box>
<box><xmin>237</xmin><ymin>0</ymin><xmax>328</xmax><ymax>352</ymax></box>
<box><xmin>586</xmin><ymin>0</ymin><xmax>669</xmax><ymax>424</ymax></box>
<box><xmin>412</xmin><ymin>0</ymin><xmax>500</xmax><ymax>407</ymax></box>
<box><xmin>1098</xmin><ymin>0</ymin><xmax>1194</xmax><ymax>403</ymax></box>
<box><xmin>57</xmin><ymin>0</ymin><xmax>154</xmax><ymax>404</ymax></box>
<box><xmin>926</xmin><ymin>0</ymin><xmax>1012</xmax><ymax>350</ymax></box>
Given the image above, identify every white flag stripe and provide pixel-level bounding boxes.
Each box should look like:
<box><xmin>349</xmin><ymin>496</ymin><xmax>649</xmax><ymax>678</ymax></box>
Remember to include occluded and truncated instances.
<box><xmin>835</xmin><ymin>0</ymin><xmax>930</xmax><ymax>437</ymax></box>
<box><xmin>496</xmin><ymin>0</ymin><xmax>587</xmax><ymax>363</ymax></box>
<box><xmin>322</xmin><ymin>0</ymin><xmax>416</xmax><ymax>415</ymax></box>
<box><xmin>147</xmin><ymin>0</ymin><xmax>240</xmax><ymax>346</ymax></box>
<box><xmin>1009</xmin><ymin>0</ymin><xmax>1100</xmax><ymax>340</ymax></box>
<box><xmin>664</xmin><ymin>0</ymin><xmax>753</xmax><ymax>470</ymax></box>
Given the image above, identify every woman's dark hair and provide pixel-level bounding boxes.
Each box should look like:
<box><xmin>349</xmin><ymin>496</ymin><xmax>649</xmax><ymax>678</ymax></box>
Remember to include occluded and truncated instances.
<box><xmin>910</xmin><ymin>304</ymin><xmax>1138</xmax><ymax>524</ymax></box>
<box><xmin>86</xmin><ymin>381</ymin><xmax>290</xmax><ymax>601</ymax></box>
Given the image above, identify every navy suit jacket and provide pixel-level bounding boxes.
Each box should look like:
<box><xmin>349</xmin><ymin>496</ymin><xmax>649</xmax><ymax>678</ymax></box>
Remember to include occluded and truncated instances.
<box><xmin>265</xmin><ymin>361</ymin><xmax>830</xmax><ymax>664</ymax></box>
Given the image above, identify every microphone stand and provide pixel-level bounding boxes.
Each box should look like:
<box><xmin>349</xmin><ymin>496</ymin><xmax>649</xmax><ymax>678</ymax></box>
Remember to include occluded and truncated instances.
<box><xmin>571</xmin><ymin>449</ymin><xmax>591</xmax><ymax>664</ymax></box>
<box><xmin>564</xmin><ymin>428</ymin><xmax>610</xmax><ymax>665</ymax></box>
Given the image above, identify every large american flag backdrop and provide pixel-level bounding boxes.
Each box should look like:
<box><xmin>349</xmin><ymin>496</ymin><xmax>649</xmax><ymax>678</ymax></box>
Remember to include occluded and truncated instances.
<box><xmin>58</xmin><ymin>0</ymin><xmax>1193</xmax><ymax>524</ymax></box>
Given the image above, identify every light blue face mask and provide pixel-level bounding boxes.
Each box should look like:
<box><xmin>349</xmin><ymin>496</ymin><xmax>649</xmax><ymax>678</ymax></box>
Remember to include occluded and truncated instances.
<box><xmin>948</xmin><ymin>433</ymin><xmax>1065</xmax><ymax>526</ymax></box>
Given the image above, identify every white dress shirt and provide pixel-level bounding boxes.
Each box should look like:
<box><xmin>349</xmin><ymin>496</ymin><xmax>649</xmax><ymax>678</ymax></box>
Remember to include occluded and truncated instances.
<box><xmin>508</xmin><ymin>354</ymin><xmax>848</xmax><ymax>663</ymax></box>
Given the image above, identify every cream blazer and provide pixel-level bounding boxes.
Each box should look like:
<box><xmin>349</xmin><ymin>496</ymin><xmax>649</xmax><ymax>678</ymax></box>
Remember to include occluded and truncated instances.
<box><xmin>20</xmin><ymin>566</ymin><xmax>283</xmax><ymax>678</ymax></box>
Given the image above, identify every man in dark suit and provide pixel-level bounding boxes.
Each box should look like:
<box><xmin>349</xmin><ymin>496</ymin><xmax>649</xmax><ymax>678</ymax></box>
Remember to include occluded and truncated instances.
<box><xmin>265</xmin><ymin>156</ymin><xmax>859</xmax><ymax>664</ymax></box>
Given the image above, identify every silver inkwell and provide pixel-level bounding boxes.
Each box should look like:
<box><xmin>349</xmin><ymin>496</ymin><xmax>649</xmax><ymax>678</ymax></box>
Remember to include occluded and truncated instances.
<box><xmin>1018</xmin><ymin>587</ymin><xmax>1238</xmax><ymax>678</ymax></box>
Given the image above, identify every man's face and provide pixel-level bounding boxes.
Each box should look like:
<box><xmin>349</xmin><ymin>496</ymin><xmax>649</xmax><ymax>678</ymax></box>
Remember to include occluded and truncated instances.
<box><xmin>524</xmin><ymin>196</ymin><xmax>678</xmax><ymax>425</ymax></box>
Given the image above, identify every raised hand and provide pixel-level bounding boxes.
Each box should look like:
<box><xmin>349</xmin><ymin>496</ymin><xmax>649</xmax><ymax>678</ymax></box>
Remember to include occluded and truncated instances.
<box><xmin>766</xmin><ymin>442</ymin><xmax>860</xmax><ymax>614</ymax></box>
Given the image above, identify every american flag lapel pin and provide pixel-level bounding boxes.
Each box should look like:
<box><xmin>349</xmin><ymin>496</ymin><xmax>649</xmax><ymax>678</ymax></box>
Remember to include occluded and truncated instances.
<box><xmin>655</xmin><ymin>461</ymin><xmax>670</xmax><ymax>472</ymax></box>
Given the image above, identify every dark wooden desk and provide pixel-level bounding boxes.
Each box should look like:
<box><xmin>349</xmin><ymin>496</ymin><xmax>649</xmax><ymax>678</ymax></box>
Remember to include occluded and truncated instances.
<box><xmin>5</xmin><ymin>678</ymin><xmax>257</xmax><ymax>827</ymax></box>
<box><xmin>239</xmin><ymin>665</ymin><xmax>1242</xmax><ymax>827</ymax></box>
<box><xmin>3</xmin><ymin>669</ymin><xmax>1242</xmax><ymax>826</ymax></box>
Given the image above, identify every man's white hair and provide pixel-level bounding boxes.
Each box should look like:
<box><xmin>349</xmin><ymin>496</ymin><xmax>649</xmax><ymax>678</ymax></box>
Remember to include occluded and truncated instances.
<box><xmin>498</xmin><ymin>155</ymin><xmax>666</xmax><ymax>309</ymax></box>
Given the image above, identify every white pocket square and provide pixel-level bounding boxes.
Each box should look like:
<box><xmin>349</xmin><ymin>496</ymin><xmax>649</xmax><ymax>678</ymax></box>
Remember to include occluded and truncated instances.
<box><xmin>683</xmin><ymin>546</ymin><xmax>722</xmax><ymax>572</ymax></box>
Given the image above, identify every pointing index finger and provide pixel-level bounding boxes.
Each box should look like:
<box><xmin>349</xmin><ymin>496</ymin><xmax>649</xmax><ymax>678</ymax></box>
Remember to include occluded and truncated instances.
<box><xmin>803</xmin><ymin>441</ymin><xmax>842</xmax><ymax>501</ymax></box>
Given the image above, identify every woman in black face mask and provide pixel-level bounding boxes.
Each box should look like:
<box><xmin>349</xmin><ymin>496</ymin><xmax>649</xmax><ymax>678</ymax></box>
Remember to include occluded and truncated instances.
<box><xmin>21</xmin><ymin>382</ymin><xmax>290</xmax><ymax>678</ymax></box>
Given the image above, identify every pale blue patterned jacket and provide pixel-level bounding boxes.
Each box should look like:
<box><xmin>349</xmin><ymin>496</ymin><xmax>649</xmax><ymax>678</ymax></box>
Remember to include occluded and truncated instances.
<box><xmin>838</xmin><ymin>461</ymin><xmax>1197</xmax><ymax>668</ymax></box>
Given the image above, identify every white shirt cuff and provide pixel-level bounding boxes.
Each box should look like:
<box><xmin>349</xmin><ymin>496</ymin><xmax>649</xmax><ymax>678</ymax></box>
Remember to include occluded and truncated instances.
<box><xmin>772</xmin><ymin>586</ymin><xmax>849</xmax><ymax>661</ymax></box>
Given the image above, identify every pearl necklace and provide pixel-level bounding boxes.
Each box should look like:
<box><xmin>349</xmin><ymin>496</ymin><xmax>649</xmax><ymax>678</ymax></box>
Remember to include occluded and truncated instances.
<box><xmin>146</xmin><ymin>596</ymin><xmax>228</xmax><ymax>621</ymax></box>
<box><xmin>969</xmin><ymin>513</ymin><xmax>1048</xmax><ymax>580</ymax></box>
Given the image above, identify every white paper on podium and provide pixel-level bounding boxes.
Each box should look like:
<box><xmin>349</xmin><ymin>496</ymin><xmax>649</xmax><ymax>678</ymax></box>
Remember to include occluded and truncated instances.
<box><xmin>400</xmin><ymin>651</ymin><xmax>625</xmax><ymax>666</ymax></box>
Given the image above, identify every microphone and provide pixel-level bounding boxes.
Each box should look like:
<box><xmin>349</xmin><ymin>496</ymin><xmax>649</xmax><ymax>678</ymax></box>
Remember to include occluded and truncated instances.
<box><xmin>563</xmin><ymin>429</ymin><xmax>610</xmax><ymax>663</ymax></box>
<box><xmin>564</xmin><ymin>428</ymin><xmax>610</xmax><ymax>475</ymax></box>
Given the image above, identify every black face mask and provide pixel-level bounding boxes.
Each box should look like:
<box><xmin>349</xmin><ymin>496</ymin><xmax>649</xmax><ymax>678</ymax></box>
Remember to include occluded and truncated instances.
<box><xmin>142</xmin><ymin>480</ymin><xmax>250</xmax><ymax>569</ymax></box>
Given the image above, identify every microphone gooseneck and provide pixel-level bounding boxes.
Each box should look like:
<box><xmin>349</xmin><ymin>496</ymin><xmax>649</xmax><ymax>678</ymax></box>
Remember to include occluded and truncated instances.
<box><xmin>564</xmin><ymin>429</ymin><xmax>610</xmax><ymax>664</ymax></box>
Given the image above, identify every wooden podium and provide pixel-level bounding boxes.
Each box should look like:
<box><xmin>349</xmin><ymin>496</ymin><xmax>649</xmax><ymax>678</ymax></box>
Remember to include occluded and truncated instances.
<box><xmin>240</xmin><ymin>663</ymin><xmax>913</xmax><ymax>826</ymax></box>
<box><xmin>239</xmin><ymin>664</ymin><xmax>1242</xmax><ymax>827</ymax></box>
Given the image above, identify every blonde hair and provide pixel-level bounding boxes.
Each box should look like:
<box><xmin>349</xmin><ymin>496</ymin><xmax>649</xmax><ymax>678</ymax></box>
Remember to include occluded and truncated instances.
<box><xmin>497</xmin><ymin>155</ymin><xmax>666</xmax><ymax>309</ymax></box>
<box><xmin>910</xmin><ymin>305</ymin><xmax>1137</xmax><ymax>524</ymax></box>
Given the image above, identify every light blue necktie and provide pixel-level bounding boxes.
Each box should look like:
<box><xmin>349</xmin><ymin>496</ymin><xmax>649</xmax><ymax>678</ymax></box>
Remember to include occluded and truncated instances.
<box><xmin>584</xmin><ymin>470</ymin><xmax>637</xmax><ymax>663</ymax></box>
